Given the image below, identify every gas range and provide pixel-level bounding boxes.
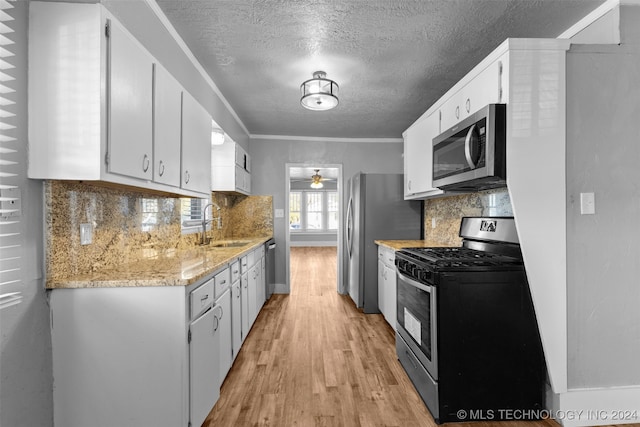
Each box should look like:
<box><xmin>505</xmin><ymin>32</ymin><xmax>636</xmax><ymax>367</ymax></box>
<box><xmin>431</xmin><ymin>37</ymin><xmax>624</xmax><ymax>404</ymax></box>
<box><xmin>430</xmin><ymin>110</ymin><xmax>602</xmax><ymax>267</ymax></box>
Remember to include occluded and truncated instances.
<box><xmin>394</xmin><ymin>217</ymin><xmax>545</xmax><ymax>424</ymax></box>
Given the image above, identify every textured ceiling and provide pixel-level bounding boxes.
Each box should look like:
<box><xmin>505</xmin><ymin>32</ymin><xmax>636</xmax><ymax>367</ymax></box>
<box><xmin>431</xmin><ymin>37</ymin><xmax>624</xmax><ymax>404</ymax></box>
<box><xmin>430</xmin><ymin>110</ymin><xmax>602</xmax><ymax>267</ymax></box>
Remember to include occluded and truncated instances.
<box><xmin>155</xmin><ymin>0</ymin><xmax>604</xmax><ymax>139</ymax></box>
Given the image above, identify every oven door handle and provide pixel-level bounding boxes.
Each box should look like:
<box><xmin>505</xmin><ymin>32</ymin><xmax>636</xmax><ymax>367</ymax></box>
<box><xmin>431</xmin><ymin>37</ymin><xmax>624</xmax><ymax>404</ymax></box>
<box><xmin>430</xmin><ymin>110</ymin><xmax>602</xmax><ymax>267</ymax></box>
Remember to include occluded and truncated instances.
<box><xmin>397</xmin><ymin>270</ymin><xmax>434</xmax><ymax>293</ymax></box>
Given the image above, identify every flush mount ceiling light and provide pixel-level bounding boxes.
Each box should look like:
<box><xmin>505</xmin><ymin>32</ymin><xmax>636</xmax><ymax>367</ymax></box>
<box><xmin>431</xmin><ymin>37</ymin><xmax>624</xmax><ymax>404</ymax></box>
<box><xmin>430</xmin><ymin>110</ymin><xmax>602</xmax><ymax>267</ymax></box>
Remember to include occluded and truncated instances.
<box><xmin>300</xmin><ymin>71</ymin><xmax>339</xmax><ymax>111</ymax></box>
<box><xmin>310</xmin><ymin>169</ymin><xmax>324</xmax><ymax>189</ymax></box>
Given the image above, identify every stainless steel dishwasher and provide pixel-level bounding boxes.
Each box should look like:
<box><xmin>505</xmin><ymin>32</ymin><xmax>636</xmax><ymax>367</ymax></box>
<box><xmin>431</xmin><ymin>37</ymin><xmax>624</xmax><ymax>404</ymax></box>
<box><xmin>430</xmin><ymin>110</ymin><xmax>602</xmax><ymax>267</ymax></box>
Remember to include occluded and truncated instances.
<box><xmin>265</xmin><ymin>238</ymin><xmax>276</xmax><ymax>300</ymax></box>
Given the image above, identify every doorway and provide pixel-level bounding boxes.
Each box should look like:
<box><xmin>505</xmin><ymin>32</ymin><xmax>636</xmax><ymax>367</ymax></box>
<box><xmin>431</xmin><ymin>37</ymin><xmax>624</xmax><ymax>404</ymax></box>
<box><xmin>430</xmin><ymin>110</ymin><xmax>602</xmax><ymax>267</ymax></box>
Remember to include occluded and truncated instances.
<box><xmin>285</xmin><ymin>164</ymin><xmax>344</xmax><ymax>294</ymax></box>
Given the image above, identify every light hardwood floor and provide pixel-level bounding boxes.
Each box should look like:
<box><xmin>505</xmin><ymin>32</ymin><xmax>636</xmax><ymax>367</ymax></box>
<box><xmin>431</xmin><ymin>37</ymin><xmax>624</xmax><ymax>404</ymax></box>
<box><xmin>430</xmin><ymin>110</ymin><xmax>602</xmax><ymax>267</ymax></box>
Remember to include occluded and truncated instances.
<box><xmin>202</xmin><ymin>247</ymin><xmax>573</xmax><ymax>427</ymax></box>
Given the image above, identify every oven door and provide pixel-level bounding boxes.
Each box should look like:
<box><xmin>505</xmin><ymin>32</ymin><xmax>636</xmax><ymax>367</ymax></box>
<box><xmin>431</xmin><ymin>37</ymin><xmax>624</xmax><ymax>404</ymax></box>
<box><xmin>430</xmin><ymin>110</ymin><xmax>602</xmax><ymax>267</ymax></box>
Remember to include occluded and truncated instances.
<box><xmin>396</xmin><ymin>270</ymin><xmax>438</xmax><ymax>380</ymax></box>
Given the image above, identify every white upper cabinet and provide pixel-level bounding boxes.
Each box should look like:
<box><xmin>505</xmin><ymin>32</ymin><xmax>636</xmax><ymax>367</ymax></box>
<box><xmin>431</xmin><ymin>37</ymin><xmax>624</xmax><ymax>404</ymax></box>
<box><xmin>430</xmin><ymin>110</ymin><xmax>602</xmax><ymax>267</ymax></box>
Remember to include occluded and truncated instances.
<box><xmin>439</xmin><ymin>52</ymin><xmax>508</xmax><ymax>132</ymax></box>
<box><xmin>107</xmin><ymin>18</ymin><xmax>154</xmax><ymax>181</ymax></box>
<box><xmin>211</xmin><ymin>140</ymin><xmax>251</xmax><ymax>195</ymax></box>
<box><xmin>182</xmin><ymin>91</ymin><xmax>213</xmax><ymax>194</ymax></box>
<box><xmin>403</xmin><ymin>111</ymin><xmax>443</xmax><ymax>199</ymax></box>
<box><xmin>28</xmin><ymin>2</ymin><xmax>210</xmax><ymax>198</ymax></box>
<box><xmin>153</xmin><ymin>64</ymin><xmax>183</xmax><ymax>187</ymax></box>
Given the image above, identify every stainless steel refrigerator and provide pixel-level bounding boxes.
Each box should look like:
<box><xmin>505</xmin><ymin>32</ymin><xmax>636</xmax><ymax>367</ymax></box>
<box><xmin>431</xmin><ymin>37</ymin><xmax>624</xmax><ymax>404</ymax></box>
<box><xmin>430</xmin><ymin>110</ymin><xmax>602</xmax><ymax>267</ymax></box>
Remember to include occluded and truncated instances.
<box><xmin>345</xmin><ymin>172</ymin><xmax>422</xmax><ymax>313</ymax></box>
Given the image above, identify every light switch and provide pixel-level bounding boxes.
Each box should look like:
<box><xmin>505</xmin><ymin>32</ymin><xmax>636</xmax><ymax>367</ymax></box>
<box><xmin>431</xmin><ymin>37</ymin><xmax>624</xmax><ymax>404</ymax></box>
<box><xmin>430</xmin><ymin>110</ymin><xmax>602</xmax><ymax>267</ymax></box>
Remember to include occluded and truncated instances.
<box><xmin>275</xmin><ymin>209</ymin><xmax>284</xmax><ymax>218</ymax></box>
<box><xmin>80</xmin><ymin>223</ymin><xmax>92</xmax><ymax>245</ymax></box>
<box><xmin>580</xmin><ymin>192</ymin><xmax>595</xmax><ymax>215</ymax></box>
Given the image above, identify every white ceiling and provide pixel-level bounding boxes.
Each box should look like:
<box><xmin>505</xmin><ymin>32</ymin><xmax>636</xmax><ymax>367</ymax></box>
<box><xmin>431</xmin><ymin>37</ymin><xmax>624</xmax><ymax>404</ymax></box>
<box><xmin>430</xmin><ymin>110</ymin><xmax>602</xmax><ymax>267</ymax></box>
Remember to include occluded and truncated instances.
<box><xmin>155</xmin><ymin>0</ymin><xmax>605</xmax><ymax>140</ymax></box>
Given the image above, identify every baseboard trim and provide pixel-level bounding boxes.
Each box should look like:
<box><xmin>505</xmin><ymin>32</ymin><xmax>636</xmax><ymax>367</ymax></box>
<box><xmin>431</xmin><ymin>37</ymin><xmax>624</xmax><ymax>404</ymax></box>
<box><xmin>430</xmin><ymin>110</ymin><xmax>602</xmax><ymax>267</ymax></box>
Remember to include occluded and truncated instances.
<box><xmin>548</xmin><ymin>386</ymin><xmax>640</xmax><ymax>427</ymax></box>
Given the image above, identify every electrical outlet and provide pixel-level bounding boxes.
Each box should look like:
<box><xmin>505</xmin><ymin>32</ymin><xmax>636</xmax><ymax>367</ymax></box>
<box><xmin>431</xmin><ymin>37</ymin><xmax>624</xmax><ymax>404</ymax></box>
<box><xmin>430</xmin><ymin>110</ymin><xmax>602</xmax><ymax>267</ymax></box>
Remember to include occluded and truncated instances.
<box><xmin>580</xmin><ymin>192</ymin><xmax>595</xmax><ymax>215</ymax></box>
<box><xmin>431</xmin><ymin>217</ymin><xmax>437</xmax><ymax>228</ymax></box>
<box><xmin>275</xmin><ymin>209</ymin><xmax>284</xmax><ymax>218</ymax></box>
<box><xmin>80</xmin><ymin>223</ymin><xmax>92</xmax><ymax>245</ymax></box>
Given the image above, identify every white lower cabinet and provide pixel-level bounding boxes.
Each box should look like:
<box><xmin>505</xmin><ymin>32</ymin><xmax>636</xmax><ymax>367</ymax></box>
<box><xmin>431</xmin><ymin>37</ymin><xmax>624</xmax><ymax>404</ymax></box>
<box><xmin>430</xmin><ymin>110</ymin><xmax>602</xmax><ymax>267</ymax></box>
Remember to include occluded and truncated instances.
<box><xmin>377</xmin><ymin>246</ymin><xmax>397</xmax><ymax>329</ymax></box>
<box><xmin>190</xmin><ymin>283</ymin><xmax>220</xmax><ymax>427</ymax></box>
<box><xmin>241</xmin><ymin>270</ymin><xmax>250</xmax><ymax>342</ymax></box>
<box><xmin>248</xmin><ymin>263</ymin><xmax>259</xmax><ymax>327</ymax></box>
<box><xmin>215</xmin><ymin>287</ymin><xmax>232</xmax><ymax>380</ymax></box>
<box><xmin>231</xmin><ymin>280</ymin><xmax>242</xmax><ymax>359</ymax></box>
<box><xmin>49</xmin><ymin>281</ymin><xmax>219</xmax><ymax>427</ymax></box>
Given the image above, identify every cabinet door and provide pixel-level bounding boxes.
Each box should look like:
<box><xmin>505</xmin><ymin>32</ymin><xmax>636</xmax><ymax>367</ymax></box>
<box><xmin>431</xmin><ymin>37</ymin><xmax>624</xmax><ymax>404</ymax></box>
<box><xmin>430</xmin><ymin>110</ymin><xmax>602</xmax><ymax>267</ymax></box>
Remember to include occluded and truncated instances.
<box><xmin>241</xmin><ymin>272</ymin><xmax>249</xmax><ymax>341</ymax></box>
<box><xmin>404</xmin><ymin>111</ymin><xmax>441</xmax><ymax>197</ymax></box>
<box><xmin>216</xmin><ymin>289</ymin><xmax>232</xmax><ymax>380</ymax></box>
<box><xmin>189</xmin><ymin>308</ymin><xmax>220</xmax><ymax>427</ymax></box>
<box><xmin>384</xmin><ymin>264</ymin><xmax>397</xmax><ymax>329</ymax></box>
<box><xmin>260</xmin><ymin>256</ymin><xmax>265</xmax><ymax>306</ymax></box>
<box><xmin>460</xmin><ymin>52</ymin><xmax>507</xmax><ymax>118</ymax></box>
<box><xmin>248</xmin><ymin>264</ymin><xmax>259</xmax><ymax>327</ymax></box>
<box><xmin>107</xmin><ymin>18</ymin><xmax>153</xmax><ymax>180</ymax></box>
<box><xmin>153</xmin><ymin>64</ymin><xmax>182</xmax><ymax>187</ymax></box>
<box><xmin>181</xmin><ymin>91</ymin><xmax>212</xmax><ymax>194</ymax></box>
<box><xmin>439</xmin><ymin>52</ymin><xmax>507</xmax><ymax>131</ymax></box>
<box><xmin>377</xmin><ymin>259</ymin><xmax>386</xmax><ymax>318</ymax></box>
<box><xmin>231</xmin><ymin>281</ymin><xmax>242</xmax><ymax>359</ymax></box>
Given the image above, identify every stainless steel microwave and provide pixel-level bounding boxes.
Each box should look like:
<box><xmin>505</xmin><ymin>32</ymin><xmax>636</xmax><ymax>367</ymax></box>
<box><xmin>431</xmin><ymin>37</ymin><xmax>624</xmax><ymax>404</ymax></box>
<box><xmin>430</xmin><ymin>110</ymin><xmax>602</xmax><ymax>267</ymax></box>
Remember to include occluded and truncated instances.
<box><xmin>432</xmin><ymin>104</ymin><xmax>506</xmax><ymax>191</ymax></box>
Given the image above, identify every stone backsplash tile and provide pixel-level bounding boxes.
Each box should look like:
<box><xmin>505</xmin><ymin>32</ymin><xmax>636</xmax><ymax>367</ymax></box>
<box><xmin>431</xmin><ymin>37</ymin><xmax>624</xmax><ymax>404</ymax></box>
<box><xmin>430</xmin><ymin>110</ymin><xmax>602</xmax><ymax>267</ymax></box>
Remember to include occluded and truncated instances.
<box><xmin>46</xmin><ymin>181</ymin><xmax>273</xmax><ymax>280</ymax></box>
<box><xmin>423</xmin><ymin>188</ymin><xmax>513</xmax><ymax>246</ymax></box>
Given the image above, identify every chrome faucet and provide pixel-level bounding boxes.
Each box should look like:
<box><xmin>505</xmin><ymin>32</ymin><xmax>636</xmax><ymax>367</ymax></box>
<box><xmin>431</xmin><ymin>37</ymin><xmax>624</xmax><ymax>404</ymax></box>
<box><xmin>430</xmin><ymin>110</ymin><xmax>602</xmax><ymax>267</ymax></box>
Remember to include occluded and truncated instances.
<box><xmin>200</xmin><ymin>202</ymin><xmax>222</xmax><ymax>245</ymax></box>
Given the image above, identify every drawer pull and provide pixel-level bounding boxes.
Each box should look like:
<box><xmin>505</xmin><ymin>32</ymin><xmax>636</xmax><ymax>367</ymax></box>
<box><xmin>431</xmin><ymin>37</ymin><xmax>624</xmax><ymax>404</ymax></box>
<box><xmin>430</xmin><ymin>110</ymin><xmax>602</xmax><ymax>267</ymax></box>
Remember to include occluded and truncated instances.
<box><xmin>200</xmin><ymin>294</ymin><xmax>209</xmax><ymax>302</ymax></box>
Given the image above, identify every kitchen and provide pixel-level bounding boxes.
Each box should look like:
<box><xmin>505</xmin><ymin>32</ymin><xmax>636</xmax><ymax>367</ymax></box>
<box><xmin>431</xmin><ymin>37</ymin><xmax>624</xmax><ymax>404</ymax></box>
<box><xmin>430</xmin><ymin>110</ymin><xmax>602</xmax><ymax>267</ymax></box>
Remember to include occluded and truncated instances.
<box><xmin>2</xmin><ymin>1</ymin><xmax>640</xmax><ymax>426</ymax></box>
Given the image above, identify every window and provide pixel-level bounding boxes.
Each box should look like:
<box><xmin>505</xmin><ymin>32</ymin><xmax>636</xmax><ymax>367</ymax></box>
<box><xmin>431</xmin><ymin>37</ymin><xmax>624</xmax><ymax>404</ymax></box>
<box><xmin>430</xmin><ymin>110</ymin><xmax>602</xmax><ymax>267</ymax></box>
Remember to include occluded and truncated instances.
<box><xmin>327</xmin><ymin>192</ymin><xmax>339</xmax><ymax>230</ymax></box>
<box><xmin>305</xmin><ymin>192</ymin><xmax>323</xmax><ymax>230</ymax></box>
<box><xmin>289</xmin><ymin>192</ymin><xmax>301</xmax><ymax>230</ymax></box>
<box><xmin>180</xmin><ymin>197</ymin><xmax>207</xmax><ymax>234</ymax></box>
<box><xmin>289</xmin><ymin>190</ymin><xmax>338</xmax><ymax>232</ymax></box>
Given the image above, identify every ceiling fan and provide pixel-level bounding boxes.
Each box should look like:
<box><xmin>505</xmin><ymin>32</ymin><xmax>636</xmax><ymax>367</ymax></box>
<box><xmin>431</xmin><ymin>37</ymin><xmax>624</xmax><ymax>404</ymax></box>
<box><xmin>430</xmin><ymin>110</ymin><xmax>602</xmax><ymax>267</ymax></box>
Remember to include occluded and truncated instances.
<box><xmin>290</xmin><ymin>168</ymin><xmax>337</xmax><ymax>189</ymax></box>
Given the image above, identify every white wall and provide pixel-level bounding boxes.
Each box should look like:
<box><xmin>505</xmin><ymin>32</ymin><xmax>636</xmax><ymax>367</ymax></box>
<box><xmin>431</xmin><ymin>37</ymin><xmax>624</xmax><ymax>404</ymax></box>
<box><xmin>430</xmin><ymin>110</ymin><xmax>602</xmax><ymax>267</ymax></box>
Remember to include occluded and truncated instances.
<box><xmin>566</xmin><ymin>5</ymin><xmax>640</xmax><ymax>388</ymax></box>
<box><xmin>249</xmin><ymin>137</ymin><xmax>404</xmax><ymax>293</ymax></box>
<box><xmin>0</xmin><ymin>1</ymin><xmax>53</xmax><ymax>425</ymax></box>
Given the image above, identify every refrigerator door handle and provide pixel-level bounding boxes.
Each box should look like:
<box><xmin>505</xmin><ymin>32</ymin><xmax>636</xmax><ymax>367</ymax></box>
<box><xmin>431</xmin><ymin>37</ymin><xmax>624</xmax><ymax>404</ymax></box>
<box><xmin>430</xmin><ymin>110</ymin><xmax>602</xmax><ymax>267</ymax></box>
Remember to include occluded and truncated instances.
<box><xmin>346</xmin><ymin>197</ymin><xmax>353</xmax><ymax>258</ymax></box>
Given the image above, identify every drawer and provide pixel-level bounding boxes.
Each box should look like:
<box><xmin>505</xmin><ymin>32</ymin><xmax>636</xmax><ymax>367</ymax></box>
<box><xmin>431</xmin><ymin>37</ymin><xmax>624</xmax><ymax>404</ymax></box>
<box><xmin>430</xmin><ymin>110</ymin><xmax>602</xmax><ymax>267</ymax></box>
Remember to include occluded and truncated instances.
<box><xmin>247</xmin><ymin>250</ymin><xmax>255</xmax><ymax>268</ymax></box>
<box><xmin>214</xmin><ymin>268</ymin><xmax>230</xmax><ymax>298</ymax></box>
<box><xmin>230</xmin><ymin>260</ymin><xmax>240</xmax><ymax>283</ymax></box>
<box><xmin>240</xmin><ymin>255</ymin><xmax>248</xmax><ymax>273</ymax></box>
<box><xmin>190</xmin><ymin>279</ymin><xmax>214</xmax><ymax>320</ymax></box>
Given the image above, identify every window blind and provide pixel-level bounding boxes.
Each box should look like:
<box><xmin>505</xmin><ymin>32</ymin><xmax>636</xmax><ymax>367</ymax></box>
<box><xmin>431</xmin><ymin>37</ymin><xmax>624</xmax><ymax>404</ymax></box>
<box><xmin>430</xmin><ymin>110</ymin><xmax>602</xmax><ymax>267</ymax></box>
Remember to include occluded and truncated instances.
<box><xmin>0</xmin><ymin>0</ymin><xmax>20</xmax><ymax>310</ymax></box>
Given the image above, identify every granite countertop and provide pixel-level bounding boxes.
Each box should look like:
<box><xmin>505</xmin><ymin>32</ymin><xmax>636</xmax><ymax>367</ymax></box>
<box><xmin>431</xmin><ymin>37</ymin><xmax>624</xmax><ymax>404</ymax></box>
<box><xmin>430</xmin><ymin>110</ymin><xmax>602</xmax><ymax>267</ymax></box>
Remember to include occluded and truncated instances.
<box><xmin>47</xmin><ymin>237</ymin><xmax>273</xmax><ymax>289</ymax></box>
<box><xmin>375</xmin><ymin>239</ymin><xmax>454</xmax><ymax>251</ymax></box>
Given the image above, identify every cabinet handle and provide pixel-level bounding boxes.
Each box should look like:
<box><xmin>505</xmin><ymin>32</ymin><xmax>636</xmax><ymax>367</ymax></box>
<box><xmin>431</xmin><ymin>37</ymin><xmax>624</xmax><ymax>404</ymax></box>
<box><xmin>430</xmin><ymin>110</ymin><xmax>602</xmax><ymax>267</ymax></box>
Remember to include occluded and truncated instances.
<box><xmin>407</xmin><ymin>180</ymin><xmax>412</xmax><ymax>191</ymax></box>
<box><xmin>465</xmin><ymin>98</ymin><xmax>471</xmax><ymax>113</ymax></box>
<box><xmin>142</xmin><ymin>154</ymin><xmax>150</xmax><ymax>172</ymax></box>
<box><xmin>184</xmin><ymin>170</ymin><xmax>190</xmax><ymax>184</ymax></box>
<box><xmin>220</xmin><ymin>279</ymin><xmax>227</xmax><ymax>285</ymax></box>
<box><xmin>455</xmin><ymin>106</ymin><xmax>460</xmax><ymax>119</ymax></box>
<box><xmin>213</xmin><ymin>314</ymin><xmax>219</xmax><ymax>332</ymax></box>
<box><xmin>158</xmin><ymin>160</ymin><xmax>165</xmax><ymax>176</ymax></box>
<box><xmin>200</xmin><ymin>294</ymin><xmax>209</xmax><ymax>302</ymax></box>
<box><xmin>219</xmin><ymin>306</ymin><xmax>224</xmax><ymax>320</ymax></box>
